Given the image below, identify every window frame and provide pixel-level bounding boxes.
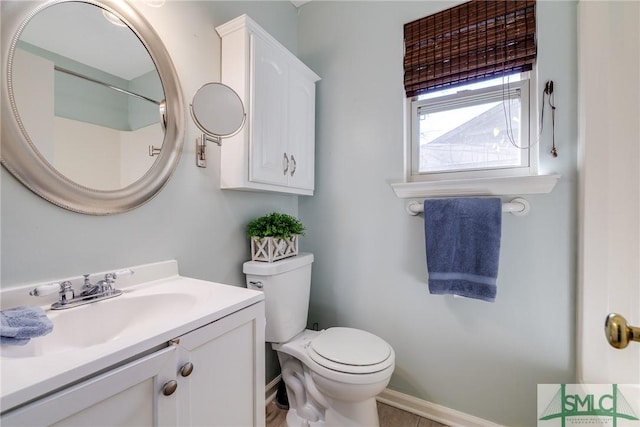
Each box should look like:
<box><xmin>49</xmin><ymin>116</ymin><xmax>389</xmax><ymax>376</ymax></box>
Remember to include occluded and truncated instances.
<box><xmin>406</xmin><ymin>71</ymin><xmax>538</xmax><ymax>183</ymax></box>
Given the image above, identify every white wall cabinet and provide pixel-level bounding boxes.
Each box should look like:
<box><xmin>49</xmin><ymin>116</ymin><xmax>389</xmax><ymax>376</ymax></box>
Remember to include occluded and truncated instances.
<box><xmin>1</xmin><ymin>302</ymin><xmax>265</xmax><ymax>427</ymax></box>
<box><xmin>217</xmin><ymin>15</ymin><xmax>320</xmax><ymax>196</ymax></box>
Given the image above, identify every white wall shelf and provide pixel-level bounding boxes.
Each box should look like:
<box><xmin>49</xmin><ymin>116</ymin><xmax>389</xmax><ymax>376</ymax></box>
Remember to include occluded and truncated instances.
<box><xmin>390</xmin><ymin>174</ymin><xmax>561</xmax><ymax>199</ymax></box>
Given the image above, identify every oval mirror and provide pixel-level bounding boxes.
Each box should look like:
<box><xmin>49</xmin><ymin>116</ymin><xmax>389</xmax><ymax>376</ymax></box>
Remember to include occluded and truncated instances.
<box><xmin>191</xmin><ymin>82</ymin><xmax>245</xmax><ymax>139</ymax></box>
<box><xmin>1</xmin><ymin>0</ymin><xmax>184</xmax><ymax>215</ymax></box>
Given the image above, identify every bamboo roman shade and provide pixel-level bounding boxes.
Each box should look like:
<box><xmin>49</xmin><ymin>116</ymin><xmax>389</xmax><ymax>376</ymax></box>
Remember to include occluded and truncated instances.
<box><xmin>404</xmin><ymin>0</ymin><xmax>536</xmax><ymax>98</ymax></box>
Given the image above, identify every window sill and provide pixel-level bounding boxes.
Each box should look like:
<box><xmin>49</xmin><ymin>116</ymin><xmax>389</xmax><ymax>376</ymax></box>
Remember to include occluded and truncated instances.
<box><xmin>390</xmin><ymin>174</ymin><xmax>561</xmax><ymax>199</ymax></box>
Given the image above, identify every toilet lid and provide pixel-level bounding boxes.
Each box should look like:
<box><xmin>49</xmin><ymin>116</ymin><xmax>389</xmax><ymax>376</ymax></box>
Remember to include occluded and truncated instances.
<box><xmin>308</xmin><ymin>327</ymin><xmax>392</xmax><ymax>373</ymax></box>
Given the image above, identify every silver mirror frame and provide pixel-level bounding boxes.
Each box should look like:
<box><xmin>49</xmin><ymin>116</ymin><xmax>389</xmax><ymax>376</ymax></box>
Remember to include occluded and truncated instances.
<box><xmin>1</xmin><ymin>0</ymin><xmax>184</xmax><ymax>215</ymax></box>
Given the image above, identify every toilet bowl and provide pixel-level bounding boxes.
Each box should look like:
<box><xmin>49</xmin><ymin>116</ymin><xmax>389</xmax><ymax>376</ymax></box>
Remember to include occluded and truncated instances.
<box><xmin>243</xmin><ymin>253</ymin><xmax>395</xmax><ymax>427</ymax></box>
<box><xmin>275</xmin><ymin>328</ymin><xmax>395</xmax><ymax>426</ymax></box>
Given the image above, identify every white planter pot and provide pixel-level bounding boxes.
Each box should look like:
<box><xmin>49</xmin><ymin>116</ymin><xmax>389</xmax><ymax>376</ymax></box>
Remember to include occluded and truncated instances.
<box><xmin>250</xmin><ymin>236</ymin><xmax>299</xmax><ymax>262</ymax></box>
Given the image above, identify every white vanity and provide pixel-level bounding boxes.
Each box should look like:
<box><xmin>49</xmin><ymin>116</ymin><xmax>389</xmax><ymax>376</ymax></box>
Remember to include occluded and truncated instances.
<box><xmin>0</xmin><ymin>261</ymin><xmax>265</xmax><ymax>426</ymax></box>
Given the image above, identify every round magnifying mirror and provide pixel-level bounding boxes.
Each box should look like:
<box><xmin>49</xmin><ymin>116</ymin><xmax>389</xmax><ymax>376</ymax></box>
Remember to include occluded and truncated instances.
<box><xmin>191</xmin><ymin>83</ymin><xmax>245</xmax><ymax>139</ymax></box>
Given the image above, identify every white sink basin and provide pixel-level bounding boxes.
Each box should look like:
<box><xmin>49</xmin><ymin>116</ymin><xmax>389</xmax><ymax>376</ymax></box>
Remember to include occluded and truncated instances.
<box><xmin>1</xmin><ymin>292</ymin><xmax>198</xmax><ymax>358</ymax></box>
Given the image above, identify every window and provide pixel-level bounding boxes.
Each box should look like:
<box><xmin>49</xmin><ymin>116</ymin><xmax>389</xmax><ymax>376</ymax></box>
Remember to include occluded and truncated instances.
<box><xmin>403</xmin><ymin>0</ymin><xmax>537</xmax><ymax>182</ymax></box>
<box><xmin>410</xmin><ymin>73</ymin><xmax>533</xmax><ymax>180</ymax></box>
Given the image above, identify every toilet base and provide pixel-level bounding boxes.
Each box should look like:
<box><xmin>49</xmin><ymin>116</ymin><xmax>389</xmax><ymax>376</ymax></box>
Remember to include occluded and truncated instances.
<box><xmin>284</xmin><ymin>400</ymin><xmax>379</xmax><ymax>427</ymax></box>
<box><xmin>286</xmin><ymin>408</ymin><xmax>325</xmax><ymax>427</ymax></box>
<box><xmin>326</xmin><ymin>399</ymin><xmax>379</xmax><ymax>427</ymax></box>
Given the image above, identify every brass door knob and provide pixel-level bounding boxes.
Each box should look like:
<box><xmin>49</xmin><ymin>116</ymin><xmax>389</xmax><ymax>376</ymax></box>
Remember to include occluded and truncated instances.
<box><xmin>162</xmin><ymin>380</ymin><xmax>178</xmax><ymax>396</ymax></box>
<box><xmin>605</xmin><ymin>313</ymin><xmax>640</xmax><ymax>349</ymax></box>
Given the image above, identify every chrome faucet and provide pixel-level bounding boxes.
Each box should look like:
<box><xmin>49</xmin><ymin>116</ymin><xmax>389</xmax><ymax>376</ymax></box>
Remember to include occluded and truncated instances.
<box><xmin>98</xmin><ymin>272</ymin><xmax>117</xmax><ymax>293</ymax></box>
<box><xmin>80</xmin><ymin>274</ymin><xmax>101</xmax><ymax>297</ymax></box>
<box><xmin>30</xmin><ymin>269</ymin><xmax>133</xmax><ymax>310</ymax></box>
<box><xmin>59</xmin><ymin>281</ymin><xmax>75</xmax><ymax>304</ymax></box>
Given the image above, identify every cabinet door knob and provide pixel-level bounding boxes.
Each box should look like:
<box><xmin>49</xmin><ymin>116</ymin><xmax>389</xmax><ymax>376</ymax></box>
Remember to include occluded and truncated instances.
<box><xmin>180</xmin><ymin>362</ymin><xmax>194</xmax><ymax>377</ymax></box>
<box><xmin>290</xmin><ymin>155</ymin><xmax>296</xmax><ymax>176</ymax></box>
<box><xmin>162</xmin><ymin>380</ymin><xmax>178</xmax><ymax>396</ymax></box>
<box><xmin>283</xmin><ymin>153</ymin><xmax>289</xmax><ymax>175</ymax></box>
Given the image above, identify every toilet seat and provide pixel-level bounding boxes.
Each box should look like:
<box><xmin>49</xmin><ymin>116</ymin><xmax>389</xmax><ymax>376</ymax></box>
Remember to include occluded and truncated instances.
<box><xmin>273</xmin><ymin>328</ymin><xmax>395</xmax><ymax>385</ymax></box>
<box><xmin>307</xmin><ymin>327</ymin><xmax>393</xmax><ymax>374</ymax></box>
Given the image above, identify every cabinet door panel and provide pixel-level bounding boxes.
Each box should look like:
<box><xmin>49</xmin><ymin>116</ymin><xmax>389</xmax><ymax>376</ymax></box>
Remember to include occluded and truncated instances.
<box><xmin>184</xmin><ymin>322</ymin><xmax>254</xmax><ymax>426</ymax></box>
<box><xmin>1</xmin><ymin>346</ymin><xmax>177</xmax><ymax>426</ymax></box>
<box><xmin>250</xmin><ymin>34</ymin><xmax>288</xmax><ymax>186</ymax></box>
<box><xmin>176</xmin><ymin>303</ymin><xmax>265</xmax><ymax>427</ymax></box>
<box><xmin>51</xmin><ymin>381</ymin><xmax>154</xmax><ymax>427</ymax></box>
<box><xmin>288</xmin><ymin>67</ymin><xmax>316</xmax><ymax>190</ymax></box>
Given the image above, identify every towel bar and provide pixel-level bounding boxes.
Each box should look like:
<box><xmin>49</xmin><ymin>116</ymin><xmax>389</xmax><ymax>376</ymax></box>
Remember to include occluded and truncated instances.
<box><xmin>406</xmin><ymin>197</ymin><xmax>530</xmax><ymax>216</ymax></box>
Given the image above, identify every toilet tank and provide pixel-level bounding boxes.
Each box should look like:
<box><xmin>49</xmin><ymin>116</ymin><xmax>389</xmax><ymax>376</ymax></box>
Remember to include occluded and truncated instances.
<box><xmin>243</xmin><ymin>253</ymin><xmax>313</xmax><ymax>343</ymax></box>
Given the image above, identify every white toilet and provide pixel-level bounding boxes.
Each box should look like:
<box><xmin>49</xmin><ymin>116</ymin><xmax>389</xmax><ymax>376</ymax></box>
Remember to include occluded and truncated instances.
<box><xmin>243</xmin><ymin>253</ymin><xmax>395</xmax><ymax>427</ymax></box>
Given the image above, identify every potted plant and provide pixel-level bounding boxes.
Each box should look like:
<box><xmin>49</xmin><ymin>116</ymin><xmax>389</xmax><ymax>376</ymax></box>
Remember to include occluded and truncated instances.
<box><xmin>247</xmin><ymin>212</ymin><xmax>305</xmax><ymax>262</ymax></box>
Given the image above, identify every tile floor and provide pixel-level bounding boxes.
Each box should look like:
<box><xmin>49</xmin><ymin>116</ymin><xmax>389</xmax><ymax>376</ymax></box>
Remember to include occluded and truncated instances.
<box><xmin>266</xmin><ymin>400</ymin><xmax>448</xmax><ymax>427</ymax></box>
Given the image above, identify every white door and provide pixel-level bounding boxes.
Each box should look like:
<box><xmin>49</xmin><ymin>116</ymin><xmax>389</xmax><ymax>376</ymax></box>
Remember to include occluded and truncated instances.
<box><xmin>577</xmin><ymin>0</ymin><xmax>640</xmax><ymax>383</ymax></box>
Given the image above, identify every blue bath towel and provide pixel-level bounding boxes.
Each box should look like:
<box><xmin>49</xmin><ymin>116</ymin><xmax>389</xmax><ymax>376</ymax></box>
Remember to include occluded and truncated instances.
<box><xmin>424</xmin><ymin>198</ymin><xmax>502</xmax><ymax>302</ymax></box>
<box><xmin>1</xmin><ymin>306</ymin><xmax>53</xmax><ymax>346</ymax></box>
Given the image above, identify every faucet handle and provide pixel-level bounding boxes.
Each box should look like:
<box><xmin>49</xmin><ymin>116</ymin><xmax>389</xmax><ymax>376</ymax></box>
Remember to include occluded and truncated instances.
<box><xmin>59</xmin><ymin>281</ymin><xmax>75</xmax><ymax>304</ymax></box>
<box><xmin>102</xmin><ymin>274</ymin><xmax>116</xmax><ymax>292</ymax></box>
<box><xmin>113</xmin><ymin>269</ymin><xmax>134</xmax><ymax>279</ymax></box>
<box><xmin>30</xmin><ymin>281</ymin><xmax>74</xmax><ymax>305</ymax></box>
<box><xmin>103</xmin><ymin>269</ymin><xmax>134</xmax><ymax>291</ymax></box>
<box><xmin>30</xmin><ymin>282</ymin><xmax>63</xmax><ymax>297</ymax></box>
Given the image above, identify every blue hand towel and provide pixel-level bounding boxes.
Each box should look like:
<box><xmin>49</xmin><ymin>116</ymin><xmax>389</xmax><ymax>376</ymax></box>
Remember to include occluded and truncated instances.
<box><xmin>1</xmin><ymin>306</ymin><xmax>53</xmax><ymax>346</ymax></box>
<box><xmin>424</xmin><ymin>197</ymin><xmax>502</xmax><ymax>302</ymax></box>
<box><xmin>0</xmin><ymin>336</ymin><xmax>30</xmax><ymax>346</ymax></box>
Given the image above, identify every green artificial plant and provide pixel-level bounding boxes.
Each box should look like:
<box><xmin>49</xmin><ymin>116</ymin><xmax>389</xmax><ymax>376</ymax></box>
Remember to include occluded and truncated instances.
<box><xmin>246</xmin><ymin>212</ymin><xmax>305</xmax><ymax>239</ymax></box>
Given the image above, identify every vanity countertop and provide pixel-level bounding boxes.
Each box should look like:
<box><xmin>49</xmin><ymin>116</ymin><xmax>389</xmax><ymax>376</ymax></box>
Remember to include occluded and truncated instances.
<box><xmin>0</xmin><ymin>260</ymin><xmax>264</xmax><ymax>414</ymax></box>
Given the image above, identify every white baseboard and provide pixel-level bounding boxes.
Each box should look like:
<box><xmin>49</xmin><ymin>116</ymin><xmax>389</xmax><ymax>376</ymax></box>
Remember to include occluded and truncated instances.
<box><xmin>266</xmin><ymin>375</ymin><xmax>282</xmax><ymax>405</ymax></box>
<box><xmin>377</xmin><ymin>388</ymin><xmax>504</xmax><ymax>427</ymax></box>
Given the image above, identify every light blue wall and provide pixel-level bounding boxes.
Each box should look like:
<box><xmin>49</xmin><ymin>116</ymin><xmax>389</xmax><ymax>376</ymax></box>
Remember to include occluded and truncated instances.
<box><xmin>296</xmin><ymin>1</ymin><xmax>577</xmax><ymax>426</ymax></box>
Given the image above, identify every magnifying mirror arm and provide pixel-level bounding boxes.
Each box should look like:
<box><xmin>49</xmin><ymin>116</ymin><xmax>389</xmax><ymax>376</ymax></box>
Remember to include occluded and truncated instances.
<box><xmin>196</xmin><ymin>133</ymin><xmax>222</xmax><ymax>168</ymax></box>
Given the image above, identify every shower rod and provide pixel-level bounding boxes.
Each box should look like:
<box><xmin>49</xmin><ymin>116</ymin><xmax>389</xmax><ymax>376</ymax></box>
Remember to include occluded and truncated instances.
<box><xmin>54</xmin><ymin>65</ymin><xmax>161</xmax><ymax>106</ymax></box>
